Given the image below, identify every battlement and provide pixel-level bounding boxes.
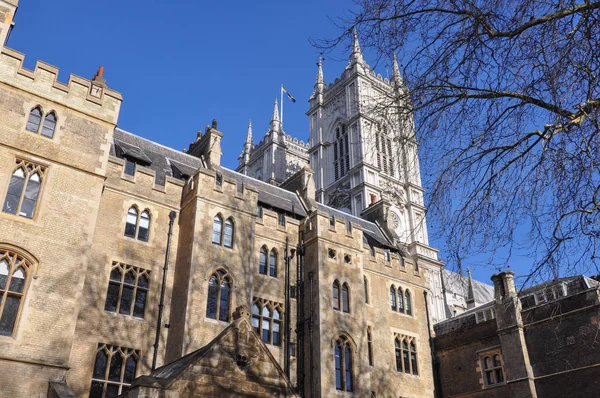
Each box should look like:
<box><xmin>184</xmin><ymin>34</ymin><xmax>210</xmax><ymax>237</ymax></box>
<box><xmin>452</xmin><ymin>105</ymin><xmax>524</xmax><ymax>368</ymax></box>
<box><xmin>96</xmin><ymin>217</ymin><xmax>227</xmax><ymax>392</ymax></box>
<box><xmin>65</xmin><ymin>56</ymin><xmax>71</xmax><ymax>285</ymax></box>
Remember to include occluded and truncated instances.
<box><xmin>0</xmin><ymin>47</ymin><xmax>122</xmax><ymax>124</ymax></box>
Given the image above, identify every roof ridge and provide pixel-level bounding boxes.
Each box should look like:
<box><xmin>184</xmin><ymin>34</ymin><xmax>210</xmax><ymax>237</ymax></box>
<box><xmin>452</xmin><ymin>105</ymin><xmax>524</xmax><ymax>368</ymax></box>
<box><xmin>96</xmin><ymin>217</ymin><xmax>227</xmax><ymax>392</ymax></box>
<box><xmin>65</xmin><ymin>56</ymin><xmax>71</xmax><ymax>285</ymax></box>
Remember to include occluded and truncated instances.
<box><xmin>115</xmin><ymin>127</ymin><xmax>202</xmax><ymax>162</ymax></box>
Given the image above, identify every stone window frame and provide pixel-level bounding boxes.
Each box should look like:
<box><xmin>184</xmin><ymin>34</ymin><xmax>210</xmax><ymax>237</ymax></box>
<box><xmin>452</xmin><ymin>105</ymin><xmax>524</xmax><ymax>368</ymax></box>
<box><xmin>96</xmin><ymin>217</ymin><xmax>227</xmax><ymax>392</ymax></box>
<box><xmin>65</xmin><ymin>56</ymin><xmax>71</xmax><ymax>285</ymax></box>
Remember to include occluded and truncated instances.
<box><xmin>389</xmin><ymin>284</ymin><xmax>414</xmax><ymax>317</ymax></box>
<box><xmin>258</xmin><ymin>245</ymin><xmax>278</xmax><ymax>278</ymax></box>
<box><xmin>124</xmin><ymin>205</ymin><xmax>151</xmax><ymax>242</ymax></box>
<box><xmin>0</xmin><ymin>245</ymin><xmax>37</xmax><ymax>338</ymax></box>
<box><xmin>332</xmin><ymin>333</ymin><xmax>355</xmax><ymax>392</ymax></box>
<box><xmin>211</xmin><ymin>213</ymin><xmax>234</xmax><ymax>249</ymax></box>
<box><xmin>25</xmin><ymin>105</ymin><xmax>57</xmax><ymax>139</ymax></box>
<box><xmin>103</xmin><ymin>262</ymin><xmax>150</xmax><ymax>319</ymax></box>
<box><xmin>394</xmin><ymin>334</ymin><xmax>419</xmax><ymax>376</ymax></box>
<box><xmin>205</xmin><ymin>268</ymin><xmax>232</xmax><ymax>322</ymax></box>
<box><xmin>367</xmin><ymin>326</ymin><xmax>374</xmax><ymax>367</ymax></box>
<box><xmin>2</xmin><ymin>159</ymin><xmax>46</xmax><ymax>220</ymax></box>
<box><xmin>89</xmin><ymin>343</ymin><xmax>140</xmax><ymax>398</ymax></box>
<box><xmin>479</xmin><ymin>349</ymin><xmax>506</xmax><ymax>387</ymax></box>
<box><xmin>251</xmin><ymin>297</ymin><xmax>283</xmax><ymax>346</ymax></box>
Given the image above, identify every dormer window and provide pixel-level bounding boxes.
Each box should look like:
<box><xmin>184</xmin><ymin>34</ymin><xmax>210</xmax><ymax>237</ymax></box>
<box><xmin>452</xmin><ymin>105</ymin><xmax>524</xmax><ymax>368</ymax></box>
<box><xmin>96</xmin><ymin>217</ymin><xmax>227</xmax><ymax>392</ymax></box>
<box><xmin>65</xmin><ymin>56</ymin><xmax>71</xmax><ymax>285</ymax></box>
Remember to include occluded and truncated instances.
<box><xmin>124</xmin><ymin>159</ymin><xmax>136</xmax><ymax>176</ymax></box>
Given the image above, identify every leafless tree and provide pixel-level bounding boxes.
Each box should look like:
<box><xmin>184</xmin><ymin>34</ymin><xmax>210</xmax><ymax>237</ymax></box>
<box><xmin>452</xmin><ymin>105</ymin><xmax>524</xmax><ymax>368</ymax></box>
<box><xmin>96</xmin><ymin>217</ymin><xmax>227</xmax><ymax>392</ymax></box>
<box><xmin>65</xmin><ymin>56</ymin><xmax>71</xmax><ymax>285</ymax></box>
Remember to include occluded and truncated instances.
<box><xmin>319</xmin><ymin>1</ymin><xmax>600</xmax><ymax>284</ymax></box>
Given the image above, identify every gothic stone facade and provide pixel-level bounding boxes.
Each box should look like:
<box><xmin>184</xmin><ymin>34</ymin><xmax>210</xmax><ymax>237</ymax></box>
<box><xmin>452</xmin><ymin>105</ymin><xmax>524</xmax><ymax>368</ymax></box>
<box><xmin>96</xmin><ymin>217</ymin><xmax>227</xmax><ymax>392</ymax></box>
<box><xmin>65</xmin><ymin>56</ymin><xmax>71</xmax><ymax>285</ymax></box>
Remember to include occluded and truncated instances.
<box><xmin>0</xmin><ymin>5</ymin><xmax>441</xmax><ymax>397</ymax></box>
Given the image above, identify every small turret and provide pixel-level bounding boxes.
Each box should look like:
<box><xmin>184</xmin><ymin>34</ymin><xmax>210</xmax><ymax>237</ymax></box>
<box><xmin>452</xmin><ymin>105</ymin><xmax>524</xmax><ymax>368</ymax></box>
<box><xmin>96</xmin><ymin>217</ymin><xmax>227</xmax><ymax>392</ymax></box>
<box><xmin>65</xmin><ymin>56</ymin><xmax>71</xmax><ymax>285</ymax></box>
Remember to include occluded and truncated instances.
<box><xmin>392</xmin><ymin>54</ymin><xmax>403</xmax><ymax>87</ymax></box>
<box><xmin>238</xmin><ymin>120</ymin><xmax>253</xmax><ymax>174</ymax></box>
<box><xmin>466</xmin><ymin>268</ymin><xmax>475</xmax><ymax>309</ymax></box>
<box><xmin>348</xmin><ymin>29</ymin><xmax>365</xmax><ymax>66</ymax></box>
<box><xmin>270</xmin><ymin>98</ymin><xmax>281</xmax><ymax>134</ymax></box>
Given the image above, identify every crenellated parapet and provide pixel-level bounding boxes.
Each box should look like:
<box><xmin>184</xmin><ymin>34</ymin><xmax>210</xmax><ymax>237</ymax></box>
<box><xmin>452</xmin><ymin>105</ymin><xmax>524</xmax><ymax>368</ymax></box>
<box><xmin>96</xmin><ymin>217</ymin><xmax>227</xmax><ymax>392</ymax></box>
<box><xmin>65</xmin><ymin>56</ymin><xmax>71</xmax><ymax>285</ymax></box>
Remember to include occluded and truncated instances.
<box><xmin>0</xmin><ymin>47</ymin><xmax>122</xmax><ymax>125</ymax></box>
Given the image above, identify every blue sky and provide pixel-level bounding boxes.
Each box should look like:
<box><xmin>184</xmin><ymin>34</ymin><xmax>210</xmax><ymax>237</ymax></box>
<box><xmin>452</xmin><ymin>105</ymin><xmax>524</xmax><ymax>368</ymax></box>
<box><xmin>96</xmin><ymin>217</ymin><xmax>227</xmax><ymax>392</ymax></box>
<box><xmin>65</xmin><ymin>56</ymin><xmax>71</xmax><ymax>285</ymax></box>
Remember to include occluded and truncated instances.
<box><xmin>8</xmin><ymin>0</ymin><xmax>508</xmax><ymax>285</ymax></box>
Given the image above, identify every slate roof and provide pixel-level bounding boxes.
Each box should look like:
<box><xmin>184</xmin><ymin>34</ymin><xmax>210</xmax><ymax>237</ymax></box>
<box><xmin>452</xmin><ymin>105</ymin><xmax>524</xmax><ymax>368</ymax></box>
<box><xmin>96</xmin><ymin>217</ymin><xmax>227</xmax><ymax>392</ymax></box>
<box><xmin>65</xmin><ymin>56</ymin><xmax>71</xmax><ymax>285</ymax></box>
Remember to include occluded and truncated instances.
<box><xmin>220</xmin><ymin>168</ymin><xmax>307</xmax><ymax>218</ymax></box>
<box><xmin>443</xmin><ymin>269</ymin><xmax>495</xmax><ymax>305</ymax></box>
<box><xmin>519</xmin><ymin>275</ymin><xmax>600</xmax><ymax>296</ymax></box>
<box><xmin>111</xmin><ymin>128</ymin><xmax>203</xmax><ymax>186</ymax></box>
<box><xmin>315</xmin><ymin>203</ymin><xmax>392</xmax><ymax>248</ymax></box>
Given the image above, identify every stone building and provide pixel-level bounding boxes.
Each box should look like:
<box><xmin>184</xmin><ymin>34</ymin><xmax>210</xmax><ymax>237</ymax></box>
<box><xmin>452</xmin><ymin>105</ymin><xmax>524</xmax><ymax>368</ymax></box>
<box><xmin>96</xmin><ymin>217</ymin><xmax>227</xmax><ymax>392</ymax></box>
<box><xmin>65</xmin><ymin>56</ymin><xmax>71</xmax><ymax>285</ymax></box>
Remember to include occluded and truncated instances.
<box><xmin>433</xmin><ymin>272</ymin><xmax>600</xmax><ymax>398</ymax></box>
<box><xmin>0</xmin><ymin>3</ymin><xmax>444</xmax><ymax>397</ymax></box>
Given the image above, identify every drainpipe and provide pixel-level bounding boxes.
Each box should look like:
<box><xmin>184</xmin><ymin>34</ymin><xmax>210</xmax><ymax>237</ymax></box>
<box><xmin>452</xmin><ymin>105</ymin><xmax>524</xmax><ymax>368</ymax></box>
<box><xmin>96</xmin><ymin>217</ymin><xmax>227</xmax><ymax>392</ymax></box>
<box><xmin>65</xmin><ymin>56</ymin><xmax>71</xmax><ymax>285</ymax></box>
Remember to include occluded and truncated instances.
<box><xmin>152</xmin><ymin>210</ymin><xmax>177</xmax><ymax>371</ymax></box>
<box><xmin>309</xmin><ymin>271</ymin><xmax>315</xmax><ymax>398</ymax></box>
<box><xmin>284</xmin><ymin>236</ymin><xmax>296</xmax><ymax>379</ymax></box>
<box><xmin>296</xmin><ymin>235</ymin><xmax>305</xmax><ymax>396</ymax></box>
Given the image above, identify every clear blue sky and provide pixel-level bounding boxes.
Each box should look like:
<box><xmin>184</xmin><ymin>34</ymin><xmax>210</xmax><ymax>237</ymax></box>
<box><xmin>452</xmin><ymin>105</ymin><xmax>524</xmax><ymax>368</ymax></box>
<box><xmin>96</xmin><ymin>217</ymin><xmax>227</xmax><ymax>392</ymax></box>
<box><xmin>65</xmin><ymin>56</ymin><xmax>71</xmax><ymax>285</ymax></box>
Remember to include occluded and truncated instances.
<box><xmin>8</xmin><ymin>0</ymin><xmax>509</xmax><ymax>285</ymax></box>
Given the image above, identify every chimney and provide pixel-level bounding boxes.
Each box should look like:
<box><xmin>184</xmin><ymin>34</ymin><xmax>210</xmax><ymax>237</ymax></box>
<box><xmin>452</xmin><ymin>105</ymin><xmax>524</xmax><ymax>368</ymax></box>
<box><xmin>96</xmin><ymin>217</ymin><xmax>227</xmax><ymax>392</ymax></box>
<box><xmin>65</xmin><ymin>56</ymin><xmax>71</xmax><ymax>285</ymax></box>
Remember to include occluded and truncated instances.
<box><xmin>491</xmin><ymin>270</ymin><xmax>517</xmax><ymax>301</ymax></box>
<box><xmin>279</xmin><ymin>165</ymin><xmax>317</xmax><ymax>210</ymax></box>
<box><xmin>187</xmin><ymin>119</ymin><xmax>223</xmax><ymax>169</ymax></box>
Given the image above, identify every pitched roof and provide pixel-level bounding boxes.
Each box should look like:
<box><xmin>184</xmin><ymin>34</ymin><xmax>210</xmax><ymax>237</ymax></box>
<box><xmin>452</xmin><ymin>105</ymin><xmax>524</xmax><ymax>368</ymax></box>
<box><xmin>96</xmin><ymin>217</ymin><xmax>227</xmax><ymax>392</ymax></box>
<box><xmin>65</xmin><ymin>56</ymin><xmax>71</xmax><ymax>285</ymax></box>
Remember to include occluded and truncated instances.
<box><xmin>443</xmin><ymin>269</ymin><xmax>494</xmax><ymax>306</ymax></box>
<box><xmin>112</xmin><ymin>128</ymin><xmax>202</xmax><ymax>186</ymax></box>
<box><xmin>315</xmin><ymin>202</ymin><xmax>392</xmax><ymax>248</ymax></box>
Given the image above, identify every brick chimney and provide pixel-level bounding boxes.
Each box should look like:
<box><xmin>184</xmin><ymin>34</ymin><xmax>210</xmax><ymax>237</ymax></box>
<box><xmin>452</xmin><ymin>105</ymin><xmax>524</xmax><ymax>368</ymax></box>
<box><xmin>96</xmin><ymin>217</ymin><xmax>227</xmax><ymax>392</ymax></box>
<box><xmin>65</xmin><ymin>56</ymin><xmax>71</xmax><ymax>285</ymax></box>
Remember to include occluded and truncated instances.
<box><xmin>187</xmin><ymin>119</ymin><xmax>223</xmax><ymax>169</ymax></box>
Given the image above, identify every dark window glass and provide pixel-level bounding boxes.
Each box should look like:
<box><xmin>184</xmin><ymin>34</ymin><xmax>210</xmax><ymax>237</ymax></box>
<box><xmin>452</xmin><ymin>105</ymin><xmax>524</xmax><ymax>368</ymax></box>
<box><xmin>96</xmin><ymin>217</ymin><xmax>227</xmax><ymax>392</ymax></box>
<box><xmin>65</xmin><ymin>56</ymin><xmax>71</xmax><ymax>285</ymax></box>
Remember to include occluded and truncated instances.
<box><xmin>335</xmin><ymin>342</ymin><xmax>342</xmax><ymax>390</ymax></box>
<box><xmin>137</xmin><ymin>211</ymin><xmax>150</xmax><ymax>242</ymax></box>
<box><xmin>41</xmin><ymin>112</ymin><xmax>57</xmax><ymax>138</ymax></box>
<box><xmin>405</xmin><ymin>291</ymin><xmax>412</xmax><ymax>315</ymax></box>
<box><xmin>104</xmin><ymin>263</ymin><xmax>149</xmax><ymax>318</ymax></box>
<box><xmin>278</xmin><ymin>212</ymin><xmax>286</xmax><ymax>226</ymax></box>
<box><xmin>333</xmin><ymin>282</ymin><xmax>340</xmax><ymax>310</ymax></box>
<box><xmin>403</xmin><ymin>340</ymin><xmax>410</xmax><ymax>373</ymax></box>
<box><xmin>26</xmin><ymin>107</ymin><xmax>42</xmax><ymax>133</ymax></box>
<box><xmin>124</xmin><ymin>207</ymin><xmax>137</xmax><ymax>238</ymax></box>
<box><xmin>390</xmin><ymin>287</ymin><xmax>397</xmax><ymax>311</ymax></box>
<box><xmin>3</xmin><ymin>163</ymin><xmax>44</xmax><ymax>219</ymax></box>
<box><xmin>0</xmin><ymin>251</ymin><xmax>32</xmax><ymax>336</ymax></box>
<box><xmin>367</xmin><ymin>329</ymin><xmax>373</xmax><ymax>366</ymax></box>
<box><xmin>395</xmin><ymin>339</ymin><xmax>402</xmax><ymax>371</ymax></box>
<box><xmin>259</xmin><ymin>247</ymin><xmax>267</xmax><ymax>274</ymax></box>
<box><xmin>269</xmin><ymin>250</ymin><xmax>277</xmax><ymax>277</ymax></box>
<box><xmin>212</xmin><ymin>215</ymin><xmax>222</xmax><ymax>244</ymax></box>
<box><xmin>90</xmin><ymin>344</ymin><xmax>139</xmax><ymax>398</ymax></box>
<box><xmin>364</xmin><ymin>277</ymin><xmax>369</xmax><ymax>304</ymax></box>
<box><xmin>206</xmin><ymin>275</ymin><xmax>218</xmax><ymax>319</ymax></box>
<box><xmin>410</xmin><ymin>342</ymin><xmax>418</xmax><ymax>375</ymax></box>
<box><xmin>257</xmin><ymin>205</ymin><xmax>263</xmax><ymax>218</ymax></box>
<box><xmin>224</xmin><ymin>218</ymin><xmax>234</xmax><ymax>248</ymax></box>
<box><xmin>219</xmin><ymin>278</ymin><xmax>230</xmax><ymax>322</ymax></box>
<box><xmin>0</xmin><ymin>296</ymin><xmax>20</xmax><ymax>335</ymax></box>
<box><xmin>124</xmin><ymin>159</ymin><xmax>136</xmax><ymax>176</ymax></box>
<box><xmin>345</xmin><ymin>344</ymin><xmax>353</xmax><ymax>391</ymax></box>
<box><xmin>273</xmin><ymin>319</ymin><xmax>281</xmax><ymax>346</ymax></box>
<box><xmin>342</xmin><ymin>284</ymin><xmax>350</xmax><ymax>313</ymax></box>
<box><xmin>398</xmin><ymin>288</ymin><xmax>404</xmax><ymax>313</ymax></box>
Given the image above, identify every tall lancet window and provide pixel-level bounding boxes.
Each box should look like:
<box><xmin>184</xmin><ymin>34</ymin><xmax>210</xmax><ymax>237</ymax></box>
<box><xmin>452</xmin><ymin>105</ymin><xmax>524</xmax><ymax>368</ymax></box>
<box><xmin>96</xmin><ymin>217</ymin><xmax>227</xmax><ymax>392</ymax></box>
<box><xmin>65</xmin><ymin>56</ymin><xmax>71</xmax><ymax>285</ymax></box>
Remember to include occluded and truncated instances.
<box><xmin>376</xmin><ymin>125</ymin><xmax>394</xmax><ymax>177</ymax></box>
<box><xmin>333</xmin><ymin>125</ymin><xmax>349</xmax><ymax>181</ymax></box>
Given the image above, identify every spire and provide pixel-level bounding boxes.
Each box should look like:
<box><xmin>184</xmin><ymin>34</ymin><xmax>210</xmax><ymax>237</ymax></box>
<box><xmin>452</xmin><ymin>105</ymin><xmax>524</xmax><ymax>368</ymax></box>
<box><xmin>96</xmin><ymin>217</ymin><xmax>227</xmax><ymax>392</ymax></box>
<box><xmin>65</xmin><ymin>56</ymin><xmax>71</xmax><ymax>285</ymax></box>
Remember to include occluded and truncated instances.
<box><xmin>270</xmin><ymin>99</ymin><xmax>282</xmax><ymax>133</ymax></box>
<box><xmin>245</xmin><ymin>120</ymin><xmax>253</xmax><ymax>145</ymax></box>
<box><xmin>349</xmin><ymin>28</ymin><xmax>364</xmax><ymax>65</ymax></box>
<box><xmin>312</xmin><ymin>57</ymin><xmax>326</xmax><ymax>99</ymax></box>
<box><xmin>238</xmin><ymin>120</ymin><xmax>254</xmax><ymax>173</ymax></box>
<box><xmin>271</xmin><ymin>98</ymin><xmax>280</xmax><ymax>122</ymax></box>
<box><xmin>392</xmin><ymin>54</ymin><xmax>403</xmax><ymax>86</ymax></box>
<box><xmin>466</xmin><ymin>268</ymin><xmax>475</xmax><ymax>309</ymax></box>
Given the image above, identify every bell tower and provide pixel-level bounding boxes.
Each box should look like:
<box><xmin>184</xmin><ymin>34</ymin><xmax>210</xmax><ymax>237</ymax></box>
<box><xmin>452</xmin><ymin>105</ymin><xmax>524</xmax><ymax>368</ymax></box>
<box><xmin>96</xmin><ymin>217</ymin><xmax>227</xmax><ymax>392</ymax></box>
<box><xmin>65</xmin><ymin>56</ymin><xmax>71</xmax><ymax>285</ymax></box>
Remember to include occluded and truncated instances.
<box><xmin>307</xmin><ymin>30</ymin><xmax>429</xmax><ymax>247</ymax></box>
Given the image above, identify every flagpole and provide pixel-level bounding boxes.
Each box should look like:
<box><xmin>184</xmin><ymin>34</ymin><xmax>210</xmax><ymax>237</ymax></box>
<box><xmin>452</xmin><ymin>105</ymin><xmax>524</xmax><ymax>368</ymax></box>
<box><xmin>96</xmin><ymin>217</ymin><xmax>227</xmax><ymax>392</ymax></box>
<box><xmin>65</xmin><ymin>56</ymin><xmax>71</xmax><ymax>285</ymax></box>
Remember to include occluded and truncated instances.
<box><xmin>280</xmin><ymin>84</ymin><xmax>284</xmax><ymax>127</ymax></box>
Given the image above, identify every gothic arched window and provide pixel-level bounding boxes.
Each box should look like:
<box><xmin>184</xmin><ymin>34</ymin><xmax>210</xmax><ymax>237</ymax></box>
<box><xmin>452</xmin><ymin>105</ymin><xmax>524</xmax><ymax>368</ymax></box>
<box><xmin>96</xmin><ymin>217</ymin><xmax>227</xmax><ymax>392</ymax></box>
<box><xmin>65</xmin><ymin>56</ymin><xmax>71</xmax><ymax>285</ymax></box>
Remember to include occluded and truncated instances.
<box><xmin>398</xmin><ymin>287</ymin><xmax>404</xmax><ymax>313</ymax></box>
<box><xmin>0</xmin><ymin>248</ymin><xmax>34</xmax><ymax>336</ymax></box>
<box><xmin>89</xmin><ymin>344</ymin><xmax>139</xmax><ymax>397</ymax></box>
<box><xmin>363</xmin><ymin>276</ymin><xmax>369</xmax><ymax>304</ymax></box>
<box><xmin>212</xmin><ymin>215</ymin><xmax>223</xmax><ymax>245</ymax></box>
<box><xmin>251</xmin><ymin>299</ymin><xmax>283</xmax><ymax>346</ymax></box>
<box><xmin>390</xmin><ymin>286</ymin><xmax>397</xmax><ymax>311</ymax></box>
<box><xmin>124</xmin><ymin>206</ymin><xmax>151</xmax><ymax>242</ymax></box>
<box><xmin>333</xmin><ymin>125</ymin><xmax>349</xmax><ymax>181</ymax></box>
<box><xmin>42</xmin><ymin>112</ymin><xmax>57</xmax><ymax>138</ymax></box>
<box><xmin>333</xmin><ymin>280</ymin><xmax>341</xmax><ymax>310</ymax></box>
<box><xmin>334</xmin><ymin>335</ymin><xmax>353</xmax><ymax>391</ymax></box>
<box><xmin>223</xmin><ymin>218</ymin><xmax>234</xmax><ymax>248</ymax></box>
<box><xmin>342</xmin><ymin>283</ymin><xmax>350</xmax><ymax>313</ymax></box>
<box><xmin>269</xmin><ymin>249</ymin><xmax>277</xmax><ymax>277</ymax></box>
<box><xmin>26</xmin><ymin>107</ymin><xmax>42</xmax><ymax>133</ymax></box>
<box><xmin>2</xmin><ymin>160</ymin><xmax>45</xmax><ymax>219</ymax></box>
<box><xmin>259</xmin><ymin>246</ymin><xmax>268</xmax><ymax>275</ymax></box>
<box><xmin>405</xmin><ymin>290</ymin><xmax>412</xmax><ymax>315</ymax></box>
<box><xmin>206</xmin><ymin>269</ymin><xmax>232</xmax><ymax>322</ymax></box>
